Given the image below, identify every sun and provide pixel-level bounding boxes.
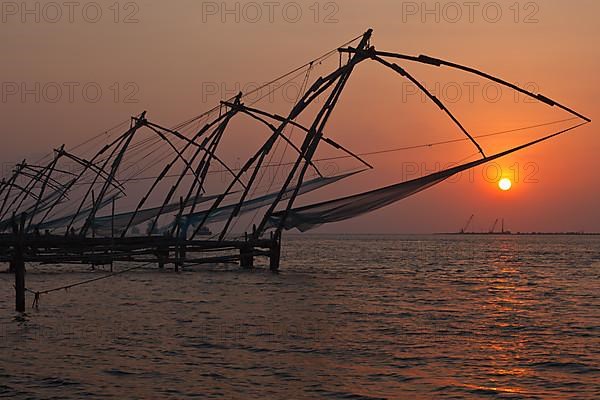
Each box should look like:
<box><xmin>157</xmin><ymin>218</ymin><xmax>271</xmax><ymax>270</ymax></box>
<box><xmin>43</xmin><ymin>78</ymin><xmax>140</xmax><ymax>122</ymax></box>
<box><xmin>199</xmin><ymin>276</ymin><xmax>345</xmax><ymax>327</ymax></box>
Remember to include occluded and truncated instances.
<box><xmin>498</xmin><ymin>178</ymin><xmax>512</xmax><ymax>191</ymax></box>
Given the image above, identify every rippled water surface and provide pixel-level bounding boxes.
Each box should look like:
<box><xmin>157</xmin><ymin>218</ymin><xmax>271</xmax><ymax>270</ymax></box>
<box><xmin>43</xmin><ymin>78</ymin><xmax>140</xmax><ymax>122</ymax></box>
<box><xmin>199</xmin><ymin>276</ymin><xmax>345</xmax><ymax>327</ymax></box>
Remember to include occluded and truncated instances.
<box><xmin>1</xmin><ymin>234</ymin><xmax>599</xmax><ymax>399</ymax></box>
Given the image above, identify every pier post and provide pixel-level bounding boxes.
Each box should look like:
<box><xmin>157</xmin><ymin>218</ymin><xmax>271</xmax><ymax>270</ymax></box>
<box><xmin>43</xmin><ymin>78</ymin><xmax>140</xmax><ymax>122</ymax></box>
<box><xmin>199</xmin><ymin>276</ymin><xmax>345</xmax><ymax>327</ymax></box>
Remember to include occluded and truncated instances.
<box><xmin>157</xmin><ymin>233</ymin><xmax>169</xmax><ymax>269</ymax></box>
<box><xmin>157</xmin><ymin>246</ymin><xmax>166</xmax><ymax>269</ymax></box>
<box><xmin>14</xmin><ymin>245</ymin><xmax>25</xmax><ymax>313</ymax></box>
<box><xmin>269</xmin><ymin>231</ymin><xmax>281</xmax><ymax>272</ymax></box>
<box><xmin>174</xmin><ymin>237</ymin><xmax>186</xmax><ymax>272</ymax></box>
<box><xmin>176</xmin><ymin>245</ymin><xmax>186</xmax><ymax>271</ymax></box>
<box><xmin>174</xmin><ymin>197</ymin><xmax>184</xmax><ymax>272</ymax></box>
<box><xmin>240</xmin><ymin>246</ymin><xmax>254</xmax><ymax>268</ymax></box>
<box><xmin>240</xmin><ymin>234</ymin><xmax>254</xmax><ymax>269</ymax></box>
<box><xmin>12</xmin><ymin>214</ymin><xmax>26</xmax><ymax>312</ymax></box>
<box><xmin>110</xmin><ymin>197</ymin><xmax>115</xmax><ymax>272</ymax></box>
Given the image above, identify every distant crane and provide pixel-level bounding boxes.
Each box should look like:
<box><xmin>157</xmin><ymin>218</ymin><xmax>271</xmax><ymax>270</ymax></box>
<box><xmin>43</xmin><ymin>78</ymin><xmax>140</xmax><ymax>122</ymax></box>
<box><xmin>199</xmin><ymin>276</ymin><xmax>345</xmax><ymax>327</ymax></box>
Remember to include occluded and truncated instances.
<box><xmin>501</xmin><ymin>218</ymin><xmax>506</xmax><ymax>234</ymax></box>
<box><xmin>460</xmin><ymin>214</ymin><xmax>475</xmax><ymax>234</ymax></box>
<box><xmin>489</xmin><ymin>218</ymin><xmax>499</xmax><ymax>233</ymax></box>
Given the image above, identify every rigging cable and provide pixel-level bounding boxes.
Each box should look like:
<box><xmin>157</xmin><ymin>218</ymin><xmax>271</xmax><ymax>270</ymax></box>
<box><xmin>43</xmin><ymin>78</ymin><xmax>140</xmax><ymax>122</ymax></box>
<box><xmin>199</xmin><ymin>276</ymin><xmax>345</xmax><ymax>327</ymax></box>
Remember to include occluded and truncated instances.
<box><xmin>24</xmin><ymin>262</ymin><xmax>154</xmax><ymax>308</ymax></box>
<box><xmin>86</xmin><ymin>117</ymin><xmax>578</xmax><ymax>184</ymax></box>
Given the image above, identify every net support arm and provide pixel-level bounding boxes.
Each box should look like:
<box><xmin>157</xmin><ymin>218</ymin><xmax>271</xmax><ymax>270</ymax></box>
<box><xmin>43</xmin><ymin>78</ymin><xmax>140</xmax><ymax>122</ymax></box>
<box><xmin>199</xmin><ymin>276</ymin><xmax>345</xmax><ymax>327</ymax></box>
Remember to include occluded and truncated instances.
<box><xmin>58</xmin><ymin>150</ymin><xmax>126</xmax><ymax>195</ymax></box>
<box><xmin>339</xmin><ymin>47</ymin><xmax>591</xmax><ymax>123</ymax></box>
<box><xmin>223</xmin><ymin>102</ymin><xmax>324</xmax><ymax>177</ymax></box>
<box><xmin>79</xmin><ymin>112</ymin><xmax>147</xmax><ymax>236</ymax></box>
<box><xmin>26</xmin><ymin>146</ymin><xmax>65</xmax><ymax>229</ymax></box>
<box><xmin>224</xmin><ymin>102</ymin><xmax>374</xmax><ymax>171</ymax></box>
<box><xmin>143</xmin><ymin>119</ymin><xmax>246</xmax><ymax>190</ymax></box>
<box><xmin>372</xmin><ymin>55</ymin><xmax>486</xmax><ymax>158</ymax></box>
<box><xmin>65</xmin><ymin>117</ymin><xmax>141</xmax><ymax>235</ymax></box>
<box><xmin>141</xmin><ymin>123</ymin><xmax>202</xmax><ymax>182</ymax></box>
<box><xmin>0</xmin><ymin>161</ymin><xmax>30</xmax><ymax>220</ymax></box>
<box><xmin>256</xmin><ymin>29</ymin><xmax>374</xmax><ymax>237</ymax></box>
<box><xmin>21</xmin><ymin>166</ymin><xmax>68</xmax><ymax>193</ymax></box>
<box><xmin>147</xmin><ymin>105</ymin><xmax>242</xmax><ymax>236</ymax></box>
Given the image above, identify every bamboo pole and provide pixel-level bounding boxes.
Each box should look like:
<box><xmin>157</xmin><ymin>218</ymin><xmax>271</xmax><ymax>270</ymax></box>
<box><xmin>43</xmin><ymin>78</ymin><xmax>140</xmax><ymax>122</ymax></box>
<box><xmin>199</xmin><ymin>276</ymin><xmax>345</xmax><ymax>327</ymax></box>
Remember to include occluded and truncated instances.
<box><xmin>13</xmin><ymin>214</ymin><xmax>26</xmax><ymax>312</ymax></box>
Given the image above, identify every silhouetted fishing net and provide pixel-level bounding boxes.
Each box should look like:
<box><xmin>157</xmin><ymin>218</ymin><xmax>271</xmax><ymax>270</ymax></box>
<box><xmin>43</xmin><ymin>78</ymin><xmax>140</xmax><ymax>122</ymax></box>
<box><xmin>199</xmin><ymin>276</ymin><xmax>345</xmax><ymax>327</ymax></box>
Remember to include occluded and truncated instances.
<box><xmin>267</xmin><ymin>124</ymin><xmax>586</xmax><ymax>232</ymax></box>
<box><xmin>268</xmin><ymin>164</ymin><xmax>460</xmax><ymax>232</ymax></box>
<box><xmin>178</xmin><ymin>170</ymin><xmax>361</xmax><ymax>235</ymax></box>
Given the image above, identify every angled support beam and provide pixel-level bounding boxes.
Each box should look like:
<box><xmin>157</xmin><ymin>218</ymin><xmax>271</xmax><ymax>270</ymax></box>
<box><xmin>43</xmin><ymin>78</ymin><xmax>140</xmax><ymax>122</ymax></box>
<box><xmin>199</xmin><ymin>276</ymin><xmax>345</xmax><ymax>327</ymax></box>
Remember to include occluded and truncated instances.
<box><xmin>36</xmin><ymin>151</ymin><xmax>121</xmax><ymax>229</ymax></box>
<box><xmin>339</xmin><ymin>47</ymin><xmax>591</xmax><ymax>123</ymax></box>
<box><xmin>189</xmin><ymin>130</ymin><xmax>278</xmax><ymax>239</ymax></box>
<box><xmin>79</xmin><ymin>112</ymin><xmax>147</xmax><ymax>237</ymax></box>
<box><xmin>256</xmin><ymin>29</ymin><xmax>373</xmax><ymax>237</ymax></box>
<box><xmin>143</xmin><ymin>123</ymin><xmax>202</xmax><ymax>181</ymax></box>
<box><xmin>226</xmin><ymin>103</ymin><xmax>324</xmax><ymax>177</ymax></box>
<box><xmin>372</xmin><ymin>55</ymin><xmax>486</xmax><ymax>158</ymax></box>
<box><xmin>217</xmin><ymin>135</ymin><xmax>274</xmax><ymax>240</ymax></box>
<box><xmin>143</xmin><ymin>119</ymin><xmax>245</xmax><ymax>190</ymax></box>
<box><xmin>60</xmin><ymin>150</ymin><xmax>126</xmax><ymax>194</ymax></box>
<box><xmin>0</xmin><ymin>161</ymin><xmax>27</xmax><ymax>215</ymax></box>
<box><xmin>147</xmin><ymin>99</ymin><xmax>244</xmax><ymax>237</ymax></box>
<box><xmin>65</xmin><ymin>123</ymin><xmax>137</xmax><ymax>235</ymax></box>
<box><xmin>321</xmin><ymin>137</ymin><xmax>373</xmax><ymax>169</ymax></box>
<box><xmin>27</xmin><ymin>146</ymin><xmax>65</xmax><ymax>230</ymax></box>
<box><xmin>171</xmin><ymin>108</ymin><xmax>237</xmax><ymax>237</ymax></box>
<box><xmin>146</xmin><ymin>115</ymin><xmax>233</xmax><ymax>237</ymax></box>
<box><xmin>122</xmin><ymin>109</ymin><xmax>236</xmax><ymax>237</ymax></box>
<box><xmin>2</xmin><ymin>161</ymin><xmax>54</xmax><ymax>221</ymax></box>
<box><xmin>179</xmin><ymin>126</ymin><xmax>227</xmax><ymax>215</ymax></box>
<box><xmin>21</xmin><ymin>166</ymin><xmax>68</xmax><ymax>192</ymax></box>
<box><xmin>0</xmin><ymin>180</ymin><xmax>40</xmax><ymax>226</ymax></box>
<box><xmin>214</xmin><ymin>62</ymin><xmax>371</xmax><ymax>240</ymax></box>
<box><xmin>226</xmin><ymin>98</ymin><xmax>371</xmax><ymax>171</ymax></box>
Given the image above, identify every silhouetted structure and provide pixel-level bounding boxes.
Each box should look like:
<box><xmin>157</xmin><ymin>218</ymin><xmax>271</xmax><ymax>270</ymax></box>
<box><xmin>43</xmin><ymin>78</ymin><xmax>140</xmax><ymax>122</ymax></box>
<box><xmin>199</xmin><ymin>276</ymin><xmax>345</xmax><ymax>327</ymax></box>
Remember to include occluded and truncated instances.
<box><xmin>0</xmin><ymin>29</ymin><xmax>590</xmax><ymax>311</ymax></box>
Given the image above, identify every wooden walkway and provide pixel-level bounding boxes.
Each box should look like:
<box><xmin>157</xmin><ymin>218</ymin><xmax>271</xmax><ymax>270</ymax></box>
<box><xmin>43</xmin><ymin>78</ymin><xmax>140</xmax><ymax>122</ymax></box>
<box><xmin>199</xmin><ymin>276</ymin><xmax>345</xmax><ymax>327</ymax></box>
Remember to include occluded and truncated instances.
<box><xmin>1</xmin><ymin>223</ymin><xmax>281</xmax><ymax>312</ymax></box>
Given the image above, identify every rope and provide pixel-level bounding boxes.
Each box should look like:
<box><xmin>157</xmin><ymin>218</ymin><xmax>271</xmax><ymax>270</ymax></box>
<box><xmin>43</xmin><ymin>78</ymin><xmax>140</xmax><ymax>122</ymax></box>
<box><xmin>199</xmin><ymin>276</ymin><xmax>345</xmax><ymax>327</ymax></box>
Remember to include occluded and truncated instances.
<box><xmin>171</xmin><ymin>33</ymin><xmax>364</xmax><ymax>131</ymax></box>
<box><xmin>7</xmin><ymin>31</ymin><xmax>587</xmax><ymax>239</ymax></box>
<box><xmin>235</xmin><ymin>63</ymin><xmax>315</xmax><ymax>236</ymax></box>
<box><xmin>88</xmin><ymin>117</ymin><xmax>578</xmax><ymax>184</ymax></box>
<box><xmin>354</xmin><ymin>117</ymin><xmax>580</xmax><ymax>157</ymax></box>
<box><xmin>32</xmin><ymin>119</ymin><xmax>131</xmax><ymax>166</ymax></box>
<box><xmin>43</xmin><ymin>39</ymin><xmax>353</xmax><ymax>225</ymax></box>
<box><xmin>24</xmin><ymin>262</ymin><xmax>153</xmax><ymax>308</ymax></box>
<box><xmin>2</xmin><ymin>116</ymin><xmax>581</xmax><ymax>232</ymax></box>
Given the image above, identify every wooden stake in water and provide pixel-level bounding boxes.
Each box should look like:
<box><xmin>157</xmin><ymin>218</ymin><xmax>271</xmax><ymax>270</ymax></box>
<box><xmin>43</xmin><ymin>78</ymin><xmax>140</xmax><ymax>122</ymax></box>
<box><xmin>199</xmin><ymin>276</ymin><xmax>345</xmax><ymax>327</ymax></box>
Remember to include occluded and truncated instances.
<box><xmin>13</xmin><ymin>214</ymin><xmax>26</xmax><ymax>312</ymax></box>
<box><xmin>111</xmin><ymin>197</ymin><xmax>115</xmax><ymax>272</ymax></box>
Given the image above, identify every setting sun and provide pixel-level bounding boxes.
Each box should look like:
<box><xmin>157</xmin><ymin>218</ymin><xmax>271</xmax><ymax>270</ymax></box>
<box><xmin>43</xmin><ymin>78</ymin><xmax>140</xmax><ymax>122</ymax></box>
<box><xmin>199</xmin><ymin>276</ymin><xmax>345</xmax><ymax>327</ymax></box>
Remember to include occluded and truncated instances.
<box><xmin>498</xmin><ymin>178</ymin><xmax>512</xmax><ymax>191</ymax></box>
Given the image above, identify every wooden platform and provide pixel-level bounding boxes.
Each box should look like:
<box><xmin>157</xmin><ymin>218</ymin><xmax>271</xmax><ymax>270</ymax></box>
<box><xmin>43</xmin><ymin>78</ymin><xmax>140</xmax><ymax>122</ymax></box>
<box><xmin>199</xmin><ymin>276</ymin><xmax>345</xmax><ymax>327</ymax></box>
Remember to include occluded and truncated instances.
<box><xmin>1</xmin><ymin>230</ymin><xmax>282</xmax><ymax>312</ymax></box>
<box><xmin>0</xmin><ymin>233</ymin><xmax>280</xmax><ymax>267</ymax></box>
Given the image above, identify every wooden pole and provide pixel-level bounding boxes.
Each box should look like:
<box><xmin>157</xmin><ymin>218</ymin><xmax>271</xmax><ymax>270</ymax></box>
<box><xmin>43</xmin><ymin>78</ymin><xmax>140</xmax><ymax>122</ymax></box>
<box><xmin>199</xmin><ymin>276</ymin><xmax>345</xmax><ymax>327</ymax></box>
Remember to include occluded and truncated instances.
<box><xmin>79</xmin><ymin>113</ymin><xmax>145</xmax><ymax>237</ymax></box>
<box><xmin>269</xmin><ymin>231</ymin><xmax>281</xmax><ymax>272</ymax></box>
<box><xmin>111</xmin><ymin>197</ymin><xmax>115</xmax><ymax>272</ymax></box>
<box><xmin>254</xmin><ymin>31</ymin><xmax>371</xmax><ymax>237</ymax></box>
<box><xmin>90</xmin><ymin>190</ymin><xmax>96</xmax><ymax>270</ymax></box>
<box><xmin>240</xmin><ymin>233</ymin><xmax>254</xmax><ymax>269</ymax></box>
<box><xmin>157</xmin><ymin>249</ymin><xmax>165</xmax><ymax>269</ymax></box>
<box><xmin>13</xmin><ymin>214</ymin><xmax>26</xmax><ymax>312</ymax></box>
<box><xmin>174</xmin><ymin>197</ymin><xmax>184</xmax><ymax>272</ymax></box>
<box><xmin>240</xmin><ymin>246</ymin><xmax>254</xmax><ymax>269</ymax></box>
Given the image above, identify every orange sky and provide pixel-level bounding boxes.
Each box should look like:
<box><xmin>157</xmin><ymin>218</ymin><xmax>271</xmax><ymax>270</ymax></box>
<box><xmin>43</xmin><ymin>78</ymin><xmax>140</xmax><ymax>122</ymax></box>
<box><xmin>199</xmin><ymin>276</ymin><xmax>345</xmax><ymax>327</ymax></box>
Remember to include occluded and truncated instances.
<box><xmin>1</xmin><ymin>0</ymin><xmax>598</xmax><ymax>233</ymax></box>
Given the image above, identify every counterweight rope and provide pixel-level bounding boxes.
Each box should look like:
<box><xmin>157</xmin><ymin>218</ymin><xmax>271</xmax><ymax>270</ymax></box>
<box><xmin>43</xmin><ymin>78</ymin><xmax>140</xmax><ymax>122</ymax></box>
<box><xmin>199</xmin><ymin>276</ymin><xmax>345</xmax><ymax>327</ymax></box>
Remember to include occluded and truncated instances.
<box><xmin>24</xmin><ymin>262</ymin><xmax>154</xmax><ymax>308</ymax></box>
<box><xmin>87</xmin><ymin>117</ymin><xmax>578</xmax><ymax>184</ymax></box>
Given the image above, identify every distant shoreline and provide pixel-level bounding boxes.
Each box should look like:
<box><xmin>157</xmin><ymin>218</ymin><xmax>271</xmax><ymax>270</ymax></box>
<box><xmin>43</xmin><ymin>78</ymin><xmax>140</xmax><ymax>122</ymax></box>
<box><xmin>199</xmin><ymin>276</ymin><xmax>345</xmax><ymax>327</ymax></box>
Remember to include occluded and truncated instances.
<box><xmin>435</xmin><ymin>232</ymin><xmax>600</xmax><ymax>236</ymax></box>
<box><xmin>288</xmin><ymin>232</ymin><xmax>600</xmax><ymax>236</ymax></box>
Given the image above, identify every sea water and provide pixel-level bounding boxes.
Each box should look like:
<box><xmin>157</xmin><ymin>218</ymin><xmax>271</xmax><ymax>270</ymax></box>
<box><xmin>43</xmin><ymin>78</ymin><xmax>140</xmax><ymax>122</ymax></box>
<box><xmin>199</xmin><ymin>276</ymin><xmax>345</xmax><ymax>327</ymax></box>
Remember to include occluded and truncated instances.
<box><xmin>1</xmin><ymin>234</ymin><xmax>599</xmax><ymax>399</ymax></box>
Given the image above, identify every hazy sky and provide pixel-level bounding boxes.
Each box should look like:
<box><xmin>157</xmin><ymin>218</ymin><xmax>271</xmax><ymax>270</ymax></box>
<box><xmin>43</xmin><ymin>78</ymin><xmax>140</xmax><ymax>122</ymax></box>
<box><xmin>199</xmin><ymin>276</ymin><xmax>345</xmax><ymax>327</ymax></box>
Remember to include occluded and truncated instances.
<box><xmin>1</xmin><ymin>0</ymin><xmax>598</xmax><ymax>233</ymax></box>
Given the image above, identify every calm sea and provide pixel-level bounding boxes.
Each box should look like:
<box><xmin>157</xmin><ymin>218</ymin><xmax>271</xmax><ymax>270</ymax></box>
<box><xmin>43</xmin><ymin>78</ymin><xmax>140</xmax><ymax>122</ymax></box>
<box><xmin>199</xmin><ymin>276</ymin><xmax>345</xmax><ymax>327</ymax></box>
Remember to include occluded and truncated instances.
<box><xmin>1</xmin><ymin>234</ymin><xmax>599</xmax><ymax>399</ymax></box>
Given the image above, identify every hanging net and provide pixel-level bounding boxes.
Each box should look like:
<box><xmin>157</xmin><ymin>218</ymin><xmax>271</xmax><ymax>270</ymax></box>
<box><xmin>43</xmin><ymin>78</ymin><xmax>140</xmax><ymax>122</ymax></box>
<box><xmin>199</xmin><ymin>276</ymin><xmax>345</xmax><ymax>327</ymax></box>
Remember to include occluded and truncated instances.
<box><xmin>266</xmin><ymin>124</ymin><xmax>586</xmax><ymax>232</ymax></box>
